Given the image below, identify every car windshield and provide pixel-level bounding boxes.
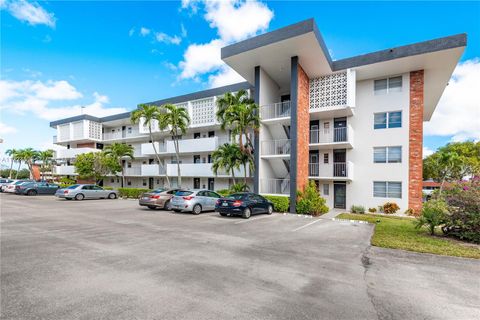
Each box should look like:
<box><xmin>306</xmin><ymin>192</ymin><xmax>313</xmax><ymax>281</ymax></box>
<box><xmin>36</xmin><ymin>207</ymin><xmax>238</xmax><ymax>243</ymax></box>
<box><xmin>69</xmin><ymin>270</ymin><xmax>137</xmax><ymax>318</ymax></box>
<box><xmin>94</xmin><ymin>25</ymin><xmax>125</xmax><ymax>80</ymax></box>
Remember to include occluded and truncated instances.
<box><xmin>176</xmin><ymin>191</ymin><xmax>193</xmax><ymax>196</ymax></box>
<box><xmin>226</xmin><ymin>193</ymin><xmax>246</xmax><ymax>200</ymax></box>
<box><xmin>14</xmin><ymin>181</ymin><xmax>26</xmax><ymax>185</ymax></box>
<box><xmin>67</xmin><ymin>184</ymin><xmax>80</xmax><ymax>189</ymax></box>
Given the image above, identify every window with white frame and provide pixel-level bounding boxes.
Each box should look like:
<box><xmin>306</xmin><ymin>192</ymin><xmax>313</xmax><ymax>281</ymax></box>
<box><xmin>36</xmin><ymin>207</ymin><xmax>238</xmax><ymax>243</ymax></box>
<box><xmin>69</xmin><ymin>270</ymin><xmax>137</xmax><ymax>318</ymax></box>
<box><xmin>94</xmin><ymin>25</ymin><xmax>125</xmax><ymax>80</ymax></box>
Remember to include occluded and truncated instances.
<box><xmin>374</xmin><ymin>111</ymin><xmax>402</xmax><ymax>129</ymax></box>
<box><xmin>323</xmin><ymin>184</ymin><xmax>329</xmax><ymax>196</ymax></box>
<box><xmin>374</xmin><ymin>76</ymin><xmax>402</xmax><ymax>95</ymax></box>
<box><xmin>373</xmin><ymin>146</ymin><xmax>402</xmax><ymax>163</ymax></box>
<box><xmin>373</xmin><ymin>181</ymin><xmax>402</xmax><ymax>198</ymax></box>
<box><xmin>324</xmin><ymin>153</ymin><xmax>329</xmax><ymax>164</ymax></box>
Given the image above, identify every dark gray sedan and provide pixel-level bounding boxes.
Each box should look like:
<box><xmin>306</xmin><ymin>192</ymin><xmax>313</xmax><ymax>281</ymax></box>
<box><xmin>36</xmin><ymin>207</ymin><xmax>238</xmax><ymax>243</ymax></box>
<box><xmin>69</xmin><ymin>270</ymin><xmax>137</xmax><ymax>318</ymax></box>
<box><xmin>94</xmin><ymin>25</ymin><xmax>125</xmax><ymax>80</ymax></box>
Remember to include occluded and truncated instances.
<box><xmin>15</xmin><ymin>182</ymin><xmax>59</xmax><ymax>196</ymax></box>
<box><xmin>55</xmin><ymin>184</ymin><xmax>118</xmax><ymax>200</ymax></box>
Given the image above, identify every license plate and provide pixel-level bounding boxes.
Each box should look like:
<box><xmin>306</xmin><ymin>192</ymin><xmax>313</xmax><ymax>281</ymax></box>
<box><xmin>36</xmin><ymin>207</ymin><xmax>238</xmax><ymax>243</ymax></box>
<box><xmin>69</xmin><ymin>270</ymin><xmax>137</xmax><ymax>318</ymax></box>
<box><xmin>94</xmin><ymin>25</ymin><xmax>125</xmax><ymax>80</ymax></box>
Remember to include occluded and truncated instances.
<box><xmin>142</xmin><ymin>197</ymin><xmax>150</xmax><ymax>200</ymax></box>
<box><xmin>222</xmin><ymin>202</ymin><xmax>228</xmax><ymax>206</ymax></box>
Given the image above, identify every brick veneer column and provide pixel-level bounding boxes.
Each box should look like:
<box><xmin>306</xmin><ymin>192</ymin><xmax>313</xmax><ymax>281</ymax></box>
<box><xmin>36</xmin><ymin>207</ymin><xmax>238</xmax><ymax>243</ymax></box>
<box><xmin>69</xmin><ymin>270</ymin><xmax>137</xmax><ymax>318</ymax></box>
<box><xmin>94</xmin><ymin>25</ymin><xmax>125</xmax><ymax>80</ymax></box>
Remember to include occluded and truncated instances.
<box><xmin>409</xmin><ymin>70</ymin><xmax>424</xmax><ymax>214</ymax></box>
<box><xmin>296</xmin><ymin>64</ymin><xmax>310</xmax><ymax>192</ymax></box>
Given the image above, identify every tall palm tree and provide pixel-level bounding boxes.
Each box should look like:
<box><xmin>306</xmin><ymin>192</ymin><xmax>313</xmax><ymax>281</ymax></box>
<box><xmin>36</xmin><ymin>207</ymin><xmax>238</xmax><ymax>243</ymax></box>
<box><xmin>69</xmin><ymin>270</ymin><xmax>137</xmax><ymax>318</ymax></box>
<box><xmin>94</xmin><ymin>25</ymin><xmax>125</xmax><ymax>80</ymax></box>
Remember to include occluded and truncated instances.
<box><xmin>18</xmin><ymin>148</ymin><xmax>38</xmax><ymax>179</ymax></box>
<box><xmin>5</xmin><ymin>149</ymin><xmax>16</xmax><ymax>178</ymax></box>
<box><xmin>104</xmin><ymin>143</ymin><xmax>134</xmax><ymax>187</ymax></box>
<box><xmin>211</xmin><ymin>143</ymin><xmax>242</xmax><ymax>185</ymax></box>
<box><xmin>131</xmin><ymin>104</ymin><xmax>170</xmax><ymax>187</ymax></box>
<box><xmin>37</xmin><ymin>149</ymin><xmax>54</xmax><ymax>180</ymax></box>
<box><xmin>12</xmin><ymin>150</ymin><xmax>22</xmax><ymax>179</ymax></box>
<box><xmin>157</xmin><ymin>104</ymin><xmax>190</xmax><ymax>188</ymax></box>
<box><xmin>239</xmin><ymin>146</ymin><xmax>253</xmax><ymax>188</ymax></box>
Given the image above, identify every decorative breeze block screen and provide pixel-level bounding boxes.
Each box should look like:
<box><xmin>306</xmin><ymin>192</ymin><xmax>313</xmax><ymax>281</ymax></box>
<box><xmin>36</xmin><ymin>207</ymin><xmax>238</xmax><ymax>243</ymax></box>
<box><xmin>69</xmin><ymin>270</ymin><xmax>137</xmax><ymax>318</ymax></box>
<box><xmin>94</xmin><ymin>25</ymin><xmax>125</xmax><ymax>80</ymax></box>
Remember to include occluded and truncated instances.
<box><xmin>310</xmin><ymin>72</ymin><xmax>347</xmax><ymax>109</ymax></box>
<box><xmin>88</xmin><ymin>121</ymin><xmax>102</xmax><ymax>140</ymax></box>
<box><xmin>191</xmin><ymin>98</ymin><xmax>215</xmax><ymax>125</ymax></box>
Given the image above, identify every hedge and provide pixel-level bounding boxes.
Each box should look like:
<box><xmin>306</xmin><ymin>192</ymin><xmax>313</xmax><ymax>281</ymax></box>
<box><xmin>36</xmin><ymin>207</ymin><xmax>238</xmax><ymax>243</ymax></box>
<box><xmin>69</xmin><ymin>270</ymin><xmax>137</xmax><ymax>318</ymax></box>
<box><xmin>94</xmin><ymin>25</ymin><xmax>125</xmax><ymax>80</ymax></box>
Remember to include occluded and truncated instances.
<box><xmin>118</xmin><ymin>187</ymin><xmax>151</xmax><ymax>199</ymax></box>
<box><xmin>216</xmin><ymin>189</ymin><xmax>230</xmax><ymax>197</ymax></box>
<box><xmin>264</xmin><ymin>195</ymin><xmax>289</xmax><ymax>213</ymax></box>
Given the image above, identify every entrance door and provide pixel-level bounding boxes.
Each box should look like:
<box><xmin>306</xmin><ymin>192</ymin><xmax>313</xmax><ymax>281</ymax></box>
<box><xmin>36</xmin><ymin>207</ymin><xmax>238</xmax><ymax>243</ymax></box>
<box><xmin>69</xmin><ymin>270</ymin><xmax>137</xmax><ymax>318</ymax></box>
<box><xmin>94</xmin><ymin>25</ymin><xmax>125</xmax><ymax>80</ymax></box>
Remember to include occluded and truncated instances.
<box><xmin>148</xmin><ymin>178</ymin><xmax>154</xmax><ymax>189</ymax></box>
<box><xmin>208</xmin><ymin>178</ymin><xmax>214</xmax><ymax>191</ymax></box>
<box><xmin>333</xmin><ymin>183</ymin><xmax>346</xmax><ymax>209</ymax></box>
<box><xmin>194</xmin><ymin>178</ymin><xmax>200</xmax><ymax>189</ymax></box>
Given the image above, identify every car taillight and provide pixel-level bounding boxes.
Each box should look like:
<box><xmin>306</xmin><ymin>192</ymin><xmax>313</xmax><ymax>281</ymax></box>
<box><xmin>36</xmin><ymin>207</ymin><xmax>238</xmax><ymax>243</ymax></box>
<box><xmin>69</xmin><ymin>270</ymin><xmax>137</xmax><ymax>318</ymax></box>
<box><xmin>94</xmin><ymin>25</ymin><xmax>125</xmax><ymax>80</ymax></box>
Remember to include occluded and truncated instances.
<box><xmin>233</xmin><ymin>200</ymin><xmax>242</xmax><ymax>207</ymax></box>
<box><xmin>183</xmin><ymin>196</ymin><xmax>194</xmax><ymax>200</ymax></box>
<box><xmin>216</xmin><ymin>199</ymin><xmax>221</xmax><ymax>205</ymax></box>
<box><xmin>150</xmin><ymin>195</ymin><xmax>161</xmax><ymax>199</ymax></box>
<box><xmin>64</xmin><ymin>190</ymin><xmax>69</xmax><ymax>194</ymax></box>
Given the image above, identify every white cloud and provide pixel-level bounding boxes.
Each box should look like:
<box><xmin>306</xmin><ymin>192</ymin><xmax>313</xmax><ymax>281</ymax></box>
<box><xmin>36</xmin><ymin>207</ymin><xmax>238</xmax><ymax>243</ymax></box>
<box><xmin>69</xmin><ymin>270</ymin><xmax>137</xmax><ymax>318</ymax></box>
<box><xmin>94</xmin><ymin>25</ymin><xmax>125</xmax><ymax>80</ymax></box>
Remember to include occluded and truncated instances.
<box><xmin>128</xmin><ymin>27</ymin><xmax>135</xmax><ymax>37</ymax></box>
<box><xmin>0</xmin><ymin>122</ymin><xmax>17</xmax><ymax>135</ymax></box>
<box><xmin>423</xmin><ymin>147</ymin><xmax>435</xmax><ymax>158</ymax></box>
<box><xmin>0</xmin><ymin>79</ymin><xmax>127</xmax><ymax>121</ymax></box>
<box><xmin>178</xmin><ymin>0</ymin><xmax>273</xmax><ymax>87</ymax></box>
<box><xmin>180</xmin><ymin>23</ymin><xmax>187</xmax><ymax>37</ymax></box>
<box><xmin>140</xmin><ymin>27</ymin><xmax>151</xmax><ymax>36</ymax></box>
<box><xmin>155</xmin><ymin>32</ymin><xmax>181</xmax><ymax>45</ymax></box>
<box><xmin>424</xmin><ymin>59</ymin><xmax>480</xmax><ymax>142</ymax></box>
<box><xmin>3</xmin><ymin>0</ymin><xmax>55</xmax><ymax>28</ymax></box>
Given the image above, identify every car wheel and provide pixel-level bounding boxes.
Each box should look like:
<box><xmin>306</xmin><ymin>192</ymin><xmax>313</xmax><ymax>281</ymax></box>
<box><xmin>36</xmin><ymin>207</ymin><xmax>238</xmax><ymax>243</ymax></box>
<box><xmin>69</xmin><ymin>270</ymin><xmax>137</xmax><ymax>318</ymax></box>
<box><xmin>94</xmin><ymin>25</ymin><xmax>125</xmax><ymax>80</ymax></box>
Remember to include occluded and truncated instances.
<box><xmin>192</xmin><ymin>204</ymin><xmax>202</xmax><ymax>215</ymax></box>
<box><xmin>267</xmin><ymin>205</ymin><xmax>273</xmax><ymax>215</ymax></box>
<box><xmin>108</xmin><ymin>192</ymin><xmax>117</xmax><ymax>199</ymax></box>
<box><xmin>147</xmin><ymin>205</ymin><xmax>157</xmax><ymax>210</ymax></box>
<box><xmin>75</xmin><ymin>193</ymin><xmax>85</xmax><ymax>201</ymax></box>
<box><xmin>219</xmin><ymin>212</ymin><xmax>227</xmax><ymax>217</ymax></box>
<box><xmin>27</xmin><ymin>190</ymin><xmax>37</xmax><ymax>196</ymax></box>
<box><xmin>242</xmin><ymin>207</ymin><xmax>251</xmax><ymax>219</ymax></box>
<box><xmin>163</xmin><ymin>200</ymin><xmax>171</xmax><ymax>210</ymax></box>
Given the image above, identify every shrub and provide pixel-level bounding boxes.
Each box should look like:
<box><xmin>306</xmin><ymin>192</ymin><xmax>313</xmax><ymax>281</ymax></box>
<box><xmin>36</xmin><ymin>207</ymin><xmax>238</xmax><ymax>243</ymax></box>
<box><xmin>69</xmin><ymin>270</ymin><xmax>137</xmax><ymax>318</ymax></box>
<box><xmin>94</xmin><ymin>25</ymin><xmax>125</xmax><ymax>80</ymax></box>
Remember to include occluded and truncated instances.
<box><xmin>404</xmin><ymin>208</ymin><xmax>415</xmax><ymax>216</ymax></box>
<box><xmin>368</xmin><ymin>207</ymin><xmax>377</xmax><ymax>213</ymax></box>
<box><xmin>377</xmin><ymin>205</ymin><xmax>384</xmax><ymax>213</ymax></box>
<box><xmin>230</xmin><ymin>183</ymin><xmax>249</xmax><ymax>193</ymax></box>
<box><xmin>59</xmin><ymin>177</ymin><xmax>76</xmax><ymax>185</ymax></box>
<box><xmin>103</xmin><ymin>186</ymin><xmax>114</xmax><ymax>190</ymax></box>
<box><xmin>296</xmin><ymin>181</ymin><xmax>329</xmax><ymax>216</ymax></box>
<box><xmin>442</xmin><ymin>179</ymin><xmax>480</xmax><ymax>243</ymax></box>
<box><xmin>264</xmin><ymin>195</ymin><xmax>289</xmax><ymax>213</ymax></box>
<box><xmin>58</xmin><ymin>183</ymin><xmax>73</xmax><ymax>189</ymax></box>
<box><xmin>216</xmin><ymin>189</ymin><xmax>230</xmax><ymax>197</ymax></box>
<box><xmin>415</xmin><ymin>199</ymin><xmax>449</xmax><ymax>235</ymax></box>
<box><xmin>383</xmin><ymin>202</ymin><xmax>400</xmax><ymax>214</ymax></box>
<box><xmin>351</xmin><ymin>205</ymin><xmax>365</xmax><ymax>214</ymax></box>
<box><xmin>118</xmin><ymin>187</ymin><xmax>151</xmax><ymax>199</ymax></box>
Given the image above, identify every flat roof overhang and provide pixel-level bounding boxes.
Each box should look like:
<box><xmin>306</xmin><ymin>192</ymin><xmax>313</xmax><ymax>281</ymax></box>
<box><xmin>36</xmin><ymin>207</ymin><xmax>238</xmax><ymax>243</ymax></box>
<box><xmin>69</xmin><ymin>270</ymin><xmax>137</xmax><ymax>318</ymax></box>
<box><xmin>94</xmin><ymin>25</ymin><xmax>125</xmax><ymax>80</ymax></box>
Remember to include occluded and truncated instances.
<box><xmin>221</xmin><ymin>19</ymin><xmax>332</xmax><ymax>88</ymax></box>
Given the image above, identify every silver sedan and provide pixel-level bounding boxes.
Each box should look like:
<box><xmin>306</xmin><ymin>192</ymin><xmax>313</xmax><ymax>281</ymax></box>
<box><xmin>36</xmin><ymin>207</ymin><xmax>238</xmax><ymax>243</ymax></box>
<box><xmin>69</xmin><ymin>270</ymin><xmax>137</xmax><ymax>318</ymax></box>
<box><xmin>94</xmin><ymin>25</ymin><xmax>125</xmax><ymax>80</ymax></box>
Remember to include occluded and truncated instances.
<box><xmin>170</xmin><ymin>189</ymin><xmax>221</xmax><ymax>214</ymax></box>
<box><xmin>55</xmin><ymin>184</ymin><xmax>118</xmax><ymax>200</ymax></box>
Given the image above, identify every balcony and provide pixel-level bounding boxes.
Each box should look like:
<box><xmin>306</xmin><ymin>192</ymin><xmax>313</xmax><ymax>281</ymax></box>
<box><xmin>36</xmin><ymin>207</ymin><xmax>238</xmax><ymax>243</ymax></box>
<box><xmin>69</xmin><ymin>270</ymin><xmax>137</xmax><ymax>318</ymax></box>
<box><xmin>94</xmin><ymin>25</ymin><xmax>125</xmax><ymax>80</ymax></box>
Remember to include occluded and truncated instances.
<box><xmin>56</xmin><ymin>148</ymin><xmax>101</xmax><ymax>159</ymax></box>
<box><xmin>124</xmin><ymin>167</ymin><xmax>142</xmax><ymax>176</ymax></box>
<box><xmin>308</xmin><ymin>161</ymin><xmax>354</xmax><ymax>181</ymax></box>
<box><xmin>309</xmin><ymin>126</ymin><xmax>354</xmax><ymax>149</ymax></box>
<box><xmin>103</xmin><ymin>128</ymin><xmax>147</xmax><ymax>141</ymax></box>
<box><xmin>261</xmin><ymin>139</ymin><xmax>291</xmax><ymax>158</ymax></box>
<box><xmin>260</xmin><ymin>101</ymin><xmax>291</xmax><ymax>123</ymax></box>
<box><xmin>141</xmin><ymin>164</ymin><xmax>166</xmax><ymax>176</ymax></box>
<box><xmin>141</xmin><ymin>137</ymin><xmax>230</xmax><ymax>156</ymax></box>
<box><xmin>260</xmin><ymin>178</ymin><xmax>290</xmax><ymax>195</ymax></box>
<box><xmin>166</xmin><ymin>163</ymin><xmax>245</xmax><ymax>178</ymax></box>
<box><xmin>54</xmin><ymin>165</ymin><xmax>76</xmax><ymax>175</ymax></box>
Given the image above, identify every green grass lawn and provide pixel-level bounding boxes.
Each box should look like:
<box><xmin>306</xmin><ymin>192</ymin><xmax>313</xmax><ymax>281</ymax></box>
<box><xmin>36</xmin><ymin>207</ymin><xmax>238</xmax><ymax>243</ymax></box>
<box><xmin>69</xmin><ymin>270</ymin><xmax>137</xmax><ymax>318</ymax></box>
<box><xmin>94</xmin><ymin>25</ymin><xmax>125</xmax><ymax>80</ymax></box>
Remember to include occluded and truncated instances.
<box><xmin>337</xmin><ymin>213</ymin><xmax>480</xmax><ymax>259</ymax></box>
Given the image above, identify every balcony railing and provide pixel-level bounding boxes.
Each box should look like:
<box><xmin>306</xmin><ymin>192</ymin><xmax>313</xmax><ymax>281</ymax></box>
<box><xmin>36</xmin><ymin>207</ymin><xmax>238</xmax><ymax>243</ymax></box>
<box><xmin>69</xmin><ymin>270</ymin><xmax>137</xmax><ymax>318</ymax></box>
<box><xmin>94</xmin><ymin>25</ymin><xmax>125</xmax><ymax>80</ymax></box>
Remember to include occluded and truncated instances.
<box><xmin>261</xmin><ymin>139</ymin><xmax>291</xmax><ymax>156</ymax></box>
<box><xmin>260</xmin><ymin>178</ymin><xmax>290</xmax><ymax>195</ymax></box>
<box><xmin>141</xmin><ymin>136</ymin><xmax>230</xmax><ymax>155</ymax></box>
<box><xmin>56</xmin><ymin>148</ymin><xmax>101</xmax><ymax>159</ymax></box>
<box><xmin>309</xmin><ymin>162</ymin><xmax>353</xmax><ymax>179</ymax></box>
<box><xmin>54</xmin><ymin>165</ymin><xmax>76</xmax><ymax>175</ymax></box>
<box><xmin>310</xmin><ymin>127</ymin><xmax>349</xmax><ymax>144</ymax></box>
<box><xmin>124</xmin><ymin>167</ymin><xmax>142</xmax><ymax>176</ymax></box>
<box><xmin>141</xmin><ymin>164</ymin><xmax>166</xmax><ymax>176</ymax></box>
<box><xmin>103</xmin><ymin>128</ymin><xmax>145</xmax><ymax>141</ymax></box>
<box><xmin>261</xmin><ymin>101</ymin><xmax>291</xmax><ymax>120</ymax></box>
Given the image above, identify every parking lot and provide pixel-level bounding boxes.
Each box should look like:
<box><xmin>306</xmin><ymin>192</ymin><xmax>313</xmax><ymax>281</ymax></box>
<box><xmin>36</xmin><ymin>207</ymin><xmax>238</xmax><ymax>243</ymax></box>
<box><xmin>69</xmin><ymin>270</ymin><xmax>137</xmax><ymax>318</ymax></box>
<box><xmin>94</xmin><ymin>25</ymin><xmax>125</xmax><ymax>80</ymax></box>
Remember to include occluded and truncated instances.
<box><xmin>1</xmin><ymin>194</ymin><xmax>479</xmax><ymax>320</ymax></box>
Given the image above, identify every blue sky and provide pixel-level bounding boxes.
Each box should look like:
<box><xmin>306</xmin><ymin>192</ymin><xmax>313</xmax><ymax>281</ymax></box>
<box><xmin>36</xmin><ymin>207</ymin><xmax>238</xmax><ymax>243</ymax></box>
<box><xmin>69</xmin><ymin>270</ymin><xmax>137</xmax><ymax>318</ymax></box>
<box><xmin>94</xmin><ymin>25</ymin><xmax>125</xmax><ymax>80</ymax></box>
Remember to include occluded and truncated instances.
<box><xmin>1</xmin><ymin>0</ymin><xmax>479</xmax><ymax>165</ymax></box>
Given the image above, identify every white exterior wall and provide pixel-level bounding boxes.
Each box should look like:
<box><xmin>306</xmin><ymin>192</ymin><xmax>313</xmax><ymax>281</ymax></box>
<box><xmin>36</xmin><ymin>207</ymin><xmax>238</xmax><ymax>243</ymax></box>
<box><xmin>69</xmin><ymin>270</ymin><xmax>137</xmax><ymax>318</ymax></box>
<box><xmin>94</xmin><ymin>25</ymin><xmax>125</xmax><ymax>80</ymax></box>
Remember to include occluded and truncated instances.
<box><xmin>346</xmin><ymin>73</ymin><xmax>410</xmax><ymax>211</ymax></box>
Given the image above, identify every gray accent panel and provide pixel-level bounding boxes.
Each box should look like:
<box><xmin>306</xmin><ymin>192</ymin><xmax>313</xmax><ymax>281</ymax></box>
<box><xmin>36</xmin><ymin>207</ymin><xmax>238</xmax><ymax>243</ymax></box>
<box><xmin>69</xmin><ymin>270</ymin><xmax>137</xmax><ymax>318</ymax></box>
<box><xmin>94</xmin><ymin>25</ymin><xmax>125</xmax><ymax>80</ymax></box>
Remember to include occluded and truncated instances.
<box><xmin>222</xmin><ymin>18</ymin><xmax>333</xmax><ymax>67</ymax></box>
<box><xmin>145</xmin><ymin>82</ymin><xmax>252</xmax><ymax>106</ymax></box>
<box><xmin>332</xmin><ymin>33</ymin><xmax>467</xmax><ymax>71</ymax></box>
<box><xmin>253</xmin><ymin>66</ymin><xmax>260</xmax><ymax>194</ymax></box>
<box><xmin>289</xmin><ymin>56</ymin><xmax>298</xmax><ymax>214</ymax></box>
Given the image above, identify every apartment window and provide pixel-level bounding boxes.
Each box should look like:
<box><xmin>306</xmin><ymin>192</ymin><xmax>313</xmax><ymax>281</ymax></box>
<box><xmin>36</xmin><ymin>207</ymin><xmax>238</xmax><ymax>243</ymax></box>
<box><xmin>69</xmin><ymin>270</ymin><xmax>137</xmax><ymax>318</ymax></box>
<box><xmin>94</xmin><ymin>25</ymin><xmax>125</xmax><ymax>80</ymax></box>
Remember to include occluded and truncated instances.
<box><xmin>127</xmin><ymin>180</ymin><xmax>132</xmax><ymax>186</ymax></box>
<box><xmin>110</xmin><ymin>178</ymin><xmax>114</xmax><ymax>183</ymax></box>
<box><xmin>156</xmin><ymin>179</ymin><xmax>160</xmax><ymax>185</ymax></box>
<box><xmin>193</xmin><ymin>155</ymin><xmax>201</xmax><ymax>164</ymax></box>
<box><xmin>323</xmin><ymin>153</ymin><xmax>329</xmax><ymax>164</ymax></box>
<box><xmin>127</xmin><ymin>127</ymin><xmax>132</xmax><ymax>134</ymax></box>
<box><xmin>374</xmin><ymin>76</ymin><xmax>402</xmax><ymax>95</ymax></box>
<box><xmin>194</xmin><ymin>132</ymin><xmax>201</xmax><ymax>139</ymax></box>
<box><xmin>323</xmin><ymin>184</ymin><xmax>329</xmax><ymax>196</ymax></box>
<box><xmin>142</xmin><ymin>179</ymin><xmax>147</xmax><ymax>186</ymax></box>
<box><xmin>374</xmin><ymin>111</ymin><xmax>402</xmax><ymax>129</ymax></box>
<box><xmin>208</xmin><ymin>131</ymin><xmax>215</xmax><ymax>137</ymax></box>
<box><xmin>127</xmin><ymin>162</ymin><xmax>132</xmax><ymax>168</ymax></box>
<box><xmin>373</xmin><ymin>181</ymin><xmax>402</xmax><ymax>198</ymax></box>
<box><xmin>374</xmin><ymin>146</ymin><xmax>402</xmax><ymax>163</ymax></box>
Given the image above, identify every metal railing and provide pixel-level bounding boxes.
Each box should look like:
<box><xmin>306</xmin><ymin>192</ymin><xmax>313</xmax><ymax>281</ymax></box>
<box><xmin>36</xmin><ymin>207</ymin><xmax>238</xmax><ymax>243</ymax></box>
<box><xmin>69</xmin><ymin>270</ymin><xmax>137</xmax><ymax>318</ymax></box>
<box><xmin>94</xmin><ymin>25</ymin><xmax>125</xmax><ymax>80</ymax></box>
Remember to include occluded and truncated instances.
<box><xmin>261</xmin><ymin>101</ymin><xmax>291</xmax><ymax>120</ymax></box>
<box><xmin>103</xmin><ymin>128</ymin><xmax>144</xmax><ymax>141</ymax></box>
<box><xmin>308</xmin><ymin>162</ymin><xmax>349</xmax><ymax>178</ymax></box>
<box><xmin>333</xmin><ymin>162</ymin><xmax>347</xmax><ymax>177</ymax></box>
<box><xmin>310</xmin><ymin>127</ymin><xmax>348</xmax><ymax>144</ymax></box>
<box><xmin>260</xmin><ymin>178</ymin><xmax>290</xmax><ymax>195</ymax></box>
<box><xmin>309</xmin><ymin>163</ymin><xmax>319</xmax><ymax>176</ymax></box>
<box><xmin>261</xmin><ymin>139</ymin><xmax>291</xmax><ymax>155</ymax></box>
<box><xmin>124</xmin><ymin>167</ymin><xmax>142</xmax><ymax>176</ymax></box>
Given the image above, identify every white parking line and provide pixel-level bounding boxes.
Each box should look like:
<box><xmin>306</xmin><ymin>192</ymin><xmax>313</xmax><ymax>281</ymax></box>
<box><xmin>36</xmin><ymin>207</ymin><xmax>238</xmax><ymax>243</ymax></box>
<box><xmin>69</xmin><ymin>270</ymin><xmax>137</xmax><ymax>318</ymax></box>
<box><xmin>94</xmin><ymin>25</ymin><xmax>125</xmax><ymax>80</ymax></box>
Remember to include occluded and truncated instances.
<box><xmin>234</xmin><ymin>214</ymin><xmax>276</xmax><ymax>224</ymax></box>
<box><xmin>291</xmin><ymin>219</ymin><xmax>323</xmax><ymax>232</ymax></box>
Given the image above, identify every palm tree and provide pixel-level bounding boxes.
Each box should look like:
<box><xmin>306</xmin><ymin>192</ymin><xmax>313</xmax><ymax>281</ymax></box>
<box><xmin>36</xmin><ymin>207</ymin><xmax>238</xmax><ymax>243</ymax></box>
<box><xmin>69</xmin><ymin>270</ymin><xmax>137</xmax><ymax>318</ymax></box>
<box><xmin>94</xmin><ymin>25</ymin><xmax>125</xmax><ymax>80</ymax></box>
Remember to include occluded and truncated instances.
<box><xmin>104</xmin><ymin>143</ymin><xmax>134</xmax><ymax>187</ymax></box>
<box><xmin>212</xmin><ymin>143</ymin><xmax>242</xmax><ymax>185</ymax></box>
<box><xmin>157</xmin><ymin>104</ymin><xmax>190</xmax><ymax>188</ymax></box>
<box><xmin>12</xmin><ymin>150</ymin><xmax>22</xmax><ymax>179</ymax></box>
<box><xmin>17</xmin><ymin>148</ymin><xmax>38</xmax><ymax>179</ymax></box>
<box><xmin>131</xmin><ymin>104</ymin><xmax>170</xmax><ymax>187</ymax></box>
<box><xmin>5</xmin><ymin>149</ymin><xmax>16</xmax><ymax>178</ymax></box>
<box><xmin>239</xmin><ymin>146</ymin><xmax>253</xmax><ymax>188</ymax></box>
<box><xmin>36</xmin><ymin>149</ymin><xmax>54</xmax><ymax>180</ymax></box>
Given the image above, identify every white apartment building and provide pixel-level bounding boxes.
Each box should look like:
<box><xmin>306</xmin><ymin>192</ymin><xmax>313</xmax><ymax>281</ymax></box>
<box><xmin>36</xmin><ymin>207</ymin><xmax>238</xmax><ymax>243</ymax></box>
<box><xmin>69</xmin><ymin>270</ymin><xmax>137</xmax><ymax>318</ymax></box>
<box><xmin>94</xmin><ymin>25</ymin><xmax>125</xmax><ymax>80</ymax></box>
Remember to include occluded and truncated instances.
<box><xmin>50</xmin><ymin>19</ymin><xmax>466</xmax><ymax>214</ymax></box>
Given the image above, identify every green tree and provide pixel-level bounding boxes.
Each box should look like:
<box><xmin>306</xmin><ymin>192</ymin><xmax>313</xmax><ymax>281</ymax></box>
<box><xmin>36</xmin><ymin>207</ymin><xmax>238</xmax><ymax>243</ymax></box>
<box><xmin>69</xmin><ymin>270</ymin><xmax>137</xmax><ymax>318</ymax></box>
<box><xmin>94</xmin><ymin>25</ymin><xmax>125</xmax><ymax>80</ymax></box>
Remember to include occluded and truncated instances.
<box><xmin>103</xmin><ymin>143</ymin><xmax>134</xmax><ymax>187</ymax></box>
<box><xmin>211</xmin><ymin>143</ymin><xmax>242</xmax><ymax>185</ymax></box>
<box><xmin>12</xmin><ymin>150</ymin><xmax>22</xmax><ymax>179</ymax></box>
<box><xmin>131</xmin><ymin>104</ymin><xmax>170</xmax><ymax>186</ymax></box>
<box><xmin>5</xmin><ymin>148</ymin><xmax>16</xmax><ymax>179</ymax></box>
<box><xmin>415</xmin><ymin>199</ymin><xmax>449</xmax><ymax>235</ymax></box>
<box><xmin>36</xmin><ymin>149</ymin><xmax>54</xmax><ymax>180</ymax></box>
<box><xmin>157</xmin><ymin>103</ymin><xmax>190</xmax><ymax>188</ymax></box>
<box><xmin>74</xmin><ymin>152</ymin><xmax>119</xmax><ymax>184</ymax></box>
<box><xmin>17</xmin><ymin>148</ymin><xmax>39</xmax><ymax>179</ymax></box>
